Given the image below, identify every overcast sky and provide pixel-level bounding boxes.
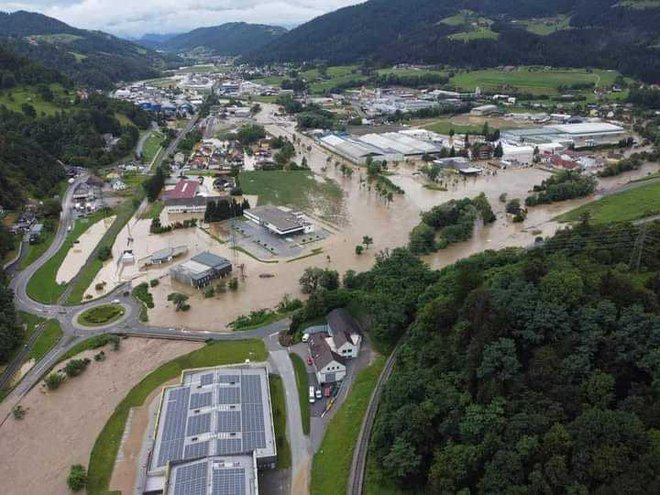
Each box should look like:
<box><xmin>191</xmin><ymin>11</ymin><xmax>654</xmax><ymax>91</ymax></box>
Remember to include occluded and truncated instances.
<box><xmin>0</xmin><ymin>0</ymin><xmax>365</xmax><ymax>37</ymax></box>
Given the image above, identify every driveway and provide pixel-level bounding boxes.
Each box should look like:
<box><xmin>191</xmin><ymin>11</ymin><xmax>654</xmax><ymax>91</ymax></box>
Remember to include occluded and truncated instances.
<box><xmin>266</xmin><ymin>333</ymin><xmax>312</xmax><ymax>495</ymax></box>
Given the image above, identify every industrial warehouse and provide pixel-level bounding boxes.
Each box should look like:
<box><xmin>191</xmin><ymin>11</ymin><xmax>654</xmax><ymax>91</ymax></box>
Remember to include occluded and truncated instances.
<box><xmin>169</xmin><ymin>252</ymin><xmax>233</xmax><ymax>288</ymax></box>
<box><xmin>318</xmin><ymin>130</ymin><xmax>444</xmax><ymax>164</ymax></box>
<box><xmin>244</xmin><ymin>206</ymin><xmax>312</xmax><ymax>236</ymax></box>
<box><xmin>144</xmin><ymin>366</ymin><xmax>276</xmax><ymax>495</ymax></box>
<box><xmin>502</xmin><ymin>122</ymin><xmax>626</xmax><ymax>148</ymax></box>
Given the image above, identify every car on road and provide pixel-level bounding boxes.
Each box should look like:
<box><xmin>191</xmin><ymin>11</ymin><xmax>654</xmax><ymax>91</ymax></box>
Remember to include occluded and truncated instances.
<box><xmin>315</xmin><ymin>388</ymin><xmax>322</xmax><ymax>399</ymax></box>
<box><xmin>325</xmin><ymin>386</ymin><xmax>331</xmax><ymax>398</ymax></box>
<box><xmin>307</xmin><ymin>356</ymin><xmax>313</xmax><ymax>365</ymax></box>
<box><xmin>308</xmin><ymin>386</ymin><xmax>316</xmax><ymax>404</ymax></box>
<box><xmin>302</xmin><ymin>332</ymin><xmax>310</xmax><ymax>343</ymax></box>
<box><xmin>111</xmin><ymin>299</ymin><xmax>120</xmax><ymax>304</ymax></box>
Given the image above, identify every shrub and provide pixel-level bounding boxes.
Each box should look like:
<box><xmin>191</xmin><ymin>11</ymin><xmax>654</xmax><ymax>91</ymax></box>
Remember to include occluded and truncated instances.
<box><xmin>45</xmin><ymin>372</ymin><xmax>64</xmax><ymax>390</ymax></box>
<box><xmin>67</xmin><ymin>465</ymin><xmax>87</xmax><ymax>492</ymax></box>
<box><xmin>203</xmin><ymin>286</ymin><xmax>215</xmax><ymax>298</ymax></box>
<box><xmin>97</xmin><ymin>246</ymin><xmax>112</xmax><ymax>262</ymax></box>
<box><xmin>12</xmin><ymin>405</ymin><xmax>26</xmax><ymax>420</ymax></box>
<box><xmin>64</xmin><ymin>358</ymin><xmax>91</xmax><ymax>377</ymax></box>
<box><xmin>94</xmin><ymin>351</ymin><xmax>106</xmax><ymax>362</ymax></box>
<box><xmin>149</xmin><ymin>279</ymin><xmax>159</xmax><ymax>288</ymax></box>
<box><xmin>228</xmin><ymin>278</ymin><xmax>239</xmax><ymax>291</ymax></box>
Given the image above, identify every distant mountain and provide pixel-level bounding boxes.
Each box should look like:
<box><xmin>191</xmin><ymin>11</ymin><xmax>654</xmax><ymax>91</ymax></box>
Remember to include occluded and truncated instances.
<box><xmin>0</xmin><ymin>11</ymin><xmax>179</xmax><ymax>88</ymax></box>
<box><xmin>133</xmin><ymin>33</ymin><xmax>178</xmax><ymax>50</ymax></box>
<box><xmin>247</xmin><ymin>0</ymin><xmax>660</xmax><ymax>82</ymax></box>
<box><xmin>154</xmin><ymin>22</ymin><xmax>287</xmax><ymax>56</ymax></box>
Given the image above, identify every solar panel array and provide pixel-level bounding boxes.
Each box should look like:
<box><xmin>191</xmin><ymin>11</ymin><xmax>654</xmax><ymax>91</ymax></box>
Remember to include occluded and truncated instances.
<box><xmin>157</xmin><ymin>388</ymin><xmax>190</xmax><ymax>467</ymax></box>
<box><xmin>185</xmin><ymin>441</ymin><xmax>210</xmax><ymax>460</ymax></box>
<box><xmin>154</xmin><ymin>369</ymin><xmax>273</xmax><ymax>474</ymax></box>
<box><xmin>172</xmin><ymin>459</ymin><xmax>208</xmax><ymax>495</ymax></box>
<box><xmin>212</xmin><ymin>468</ymin><xmax>246</xmax><ymax>495</ymax></box>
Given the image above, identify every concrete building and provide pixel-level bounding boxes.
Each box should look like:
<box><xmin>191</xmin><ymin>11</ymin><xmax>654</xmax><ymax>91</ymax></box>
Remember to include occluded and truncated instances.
<box><xmin>244</xmin><ymin>206</ymin><xmax>311</xmax><ymax>236</ymax></box>
<box><xmin>170</xmin><ymin>252</ymin><xmax>232</xmax><ymax>288</ymax></box>
<box><xmin>144</xmin><ymin>366</ymin><xmax>276</xmax><ymax>495</ymax></box>
<box><xmin>471</xmin><ymin>104</ymin><xmax>501</xmax><ymax>116</ymax></box>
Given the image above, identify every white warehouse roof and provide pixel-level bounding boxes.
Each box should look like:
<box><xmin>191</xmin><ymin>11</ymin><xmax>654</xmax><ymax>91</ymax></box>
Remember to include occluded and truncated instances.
<box><xmin>549</xmin><ymin>122</ymin><xmax>624</xmax><ymax>135</ymax></box>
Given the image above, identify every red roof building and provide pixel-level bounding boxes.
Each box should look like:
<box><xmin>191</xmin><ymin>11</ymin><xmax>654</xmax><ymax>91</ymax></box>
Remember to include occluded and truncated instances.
<box><xmin>163</xmin><ymin>180</ymin><xmax>200</xmax><ymax>200</ymax></box>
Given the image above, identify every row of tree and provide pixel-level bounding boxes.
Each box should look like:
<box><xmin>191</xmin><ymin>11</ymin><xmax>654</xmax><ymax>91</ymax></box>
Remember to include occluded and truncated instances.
<box><xmin>203</xmin><ymin>198</ymin><xmax>251</xmax><ymax>223</ymax></box>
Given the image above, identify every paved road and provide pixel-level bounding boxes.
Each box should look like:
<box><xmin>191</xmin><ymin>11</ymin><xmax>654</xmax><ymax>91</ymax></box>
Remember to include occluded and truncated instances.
<box><xmin>267</xmin><ymin>333</ymin><xmax>311</xmax><ymax>495</ymax></box>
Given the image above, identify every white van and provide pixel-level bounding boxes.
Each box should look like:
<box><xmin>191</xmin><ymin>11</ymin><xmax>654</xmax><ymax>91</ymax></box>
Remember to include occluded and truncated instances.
<box><xmin>302</xmin><ymin>333</ymin><xmax>310</xmax><ymax>343</ymax></box>
<box><xmin>308</xmin><ymin>386</ymin><xmax>316</xmax><ymax>404</ymax></box>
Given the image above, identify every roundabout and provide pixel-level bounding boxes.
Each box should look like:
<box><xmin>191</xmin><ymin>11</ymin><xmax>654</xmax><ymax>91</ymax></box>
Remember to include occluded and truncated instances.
<box><xmin>73</xmin><ymin>303</ymin><xmax>130</xmax><ymax>330</ymax></box>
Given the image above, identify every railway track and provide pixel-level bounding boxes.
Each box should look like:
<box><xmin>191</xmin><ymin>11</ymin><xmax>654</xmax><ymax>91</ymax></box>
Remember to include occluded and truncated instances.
<box><xmin>347</xmin><ymin>343</ymin><xmax>403</xmax><ymax>495</ymax></box>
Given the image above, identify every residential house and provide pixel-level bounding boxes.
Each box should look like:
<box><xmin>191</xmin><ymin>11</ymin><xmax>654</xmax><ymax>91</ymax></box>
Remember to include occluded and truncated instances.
<box><xmin>309</xmin><ymin>333</ymin><xmax>346</xmax><ymax>384</ymax></box>
<box><xmin>326</xmin><ymin>308</ymin><xmax>362</xmax><ymax>359</ymax></box>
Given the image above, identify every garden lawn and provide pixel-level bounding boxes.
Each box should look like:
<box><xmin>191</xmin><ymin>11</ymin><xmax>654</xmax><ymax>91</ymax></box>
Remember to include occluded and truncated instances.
<box><xmin>141</xmin><ymin>131</ymin><xmax>164</xmax><ymax>165</ymax></box>
<box><xmin>289</xmin><ymin>353</ymin><xmax>311</xmax><ymax>435</ymax></box>
<box><xmin>270</xmin><ymin>374</ymin><xmax>292</xmax><ymax>469</ymax></box>
<box><xmin>558</xmin><ymin>180</ymin><xmax>660</xmax><ymax>224</ymax></box>
<box><xmin>311</xmin><ymin>356</ymin><xmax>385</xmax><ymax>495</ymax></box>
<box><xmin>26</xmin><ymin>209</ymin><xmax>112</xmax><ymax>304</ymax></box>
<box><xmin>28</xmin><ymin>319</ymin><xmax>63</xmax><ymax>362</ymax></box>
<box><xmin>86</xmin><ymin>339</ymin><xmax>267</xmax><ymax>495</ymax></box>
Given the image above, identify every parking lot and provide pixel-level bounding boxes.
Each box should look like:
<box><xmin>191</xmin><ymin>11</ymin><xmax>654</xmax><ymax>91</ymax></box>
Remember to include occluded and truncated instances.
<box><xmin>232</xmin><ymin>219</ymin><xmax>330</xmax><ymax>259</ymax></box>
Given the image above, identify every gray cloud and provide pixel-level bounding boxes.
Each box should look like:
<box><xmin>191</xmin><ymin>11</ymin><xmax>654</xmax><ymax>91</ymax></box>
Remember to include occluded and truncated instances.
<box><xmin>0</xmin><ymin>0</ymin><xmax>364</xmax><ymax>36</ymax></box>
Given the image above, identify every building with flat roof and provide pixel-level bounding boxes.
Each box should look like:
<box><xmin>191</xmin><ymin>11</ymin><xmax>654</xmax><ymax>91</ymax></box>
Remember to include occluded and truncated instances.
<box><xmin>170</xmin><ymin>252</ymin><xmax>232</xmax><ymax>288</ymax></box>
<box><xmin>144</xmin><ymin>366</ymin><xmax>276</xmax><ymax>494</ymax></box>
<box><xmin>244</xmin><ymin>206</ymin><xmax>310</xmax><ymax>236</ymax></box>
<box><xmin>164</xmin><ymin>455</ymin><xmax>258</xmax><ymax>495</ymax></box>
<box><xmin>502</xmin><ymin>122</ymin><xmax>626</xmax><ymax>148</ymax></box>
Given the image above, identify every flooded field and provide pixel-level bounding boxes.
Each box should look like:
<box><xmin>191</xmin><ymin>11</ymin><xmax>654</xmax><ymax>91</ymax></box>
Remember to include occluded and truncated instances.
<box><xmin>56</xmin><ymin>216</ymin><xmax>115</xmax><ymax>284</ymax></box>
<box><xmin>83</xmin><ymin>103</ymin><xmax>657</xmax><ymax>331</ymax></box>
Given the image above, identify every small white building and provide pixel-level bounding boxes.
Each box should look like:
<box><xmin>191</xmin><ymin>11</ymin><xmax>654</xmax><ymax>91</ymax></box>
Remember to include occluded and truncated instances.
<box><xmin>327</xmin><ymin>308</ymin><xmax>362</xmax><ymax>359</ymax></box>
<box><xmin>309</xmin><ymin>333</ymin><xmax>347</xmax><ymax>384</ymax></box>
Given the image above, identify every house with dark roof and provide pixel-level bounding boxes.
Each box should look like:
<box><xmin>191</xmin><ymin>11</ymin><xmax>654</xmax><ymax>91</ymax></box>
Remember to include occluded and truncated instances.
<box><xmin>309</xmin><ymin>333</ymin><xmax>346</xmax><ymax>385</ymax></box>
<box><xmin>327</xmin><ymin>308</ymin><xmax>362</xmax><ymax>358</ymax></box>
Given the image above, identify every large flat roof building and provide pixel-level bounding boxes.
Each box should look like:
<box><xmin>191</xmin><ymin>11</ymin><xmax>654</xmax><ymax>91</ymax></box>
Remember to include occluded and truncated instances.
<box><xmin>502</xmin><ymin>122</ymin><xmax>626</xmax><ymax>148</ymax></box>
<box><xmin>170</xmin><ymin>252</ymin><xmax>232</xmax><ymax>288</ymax></box>
<box><xmin>164</xmin><ymin>455</ymin><xmax>258</xmax><ymax>495</ymax></box>
<box><xmin>244</xmin><ymin>206</ymin><xmax>309</xmax><ymax>236</ymax></box>
<box><xmin>145</xmin><ymin>366</ymin><xmax>276</xmax><ymax>494</ymax></box>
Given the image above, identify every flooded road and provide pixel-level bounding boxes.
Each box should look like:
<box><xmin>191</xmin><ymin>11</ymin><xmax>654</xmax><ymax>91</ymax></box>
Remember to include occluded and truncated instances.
<box><xmin>83</xmin><ymin>103</ymin><xmax>658</xmax><ymax>331</ymax></box>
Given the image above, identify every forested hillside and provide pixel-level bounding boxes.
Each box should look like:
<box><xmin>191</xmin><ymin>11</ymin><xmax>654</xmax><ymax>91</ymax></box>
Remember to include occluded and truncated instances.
<box><xmin>248</xmin><ymin>0</ymin><xmax>660</xmax><ymax>81</ymax></box>
<box><xmin>370</xmin><ymin>221</ymin><xmax>660</xmax><ymax>493</ymax></box>
<box><xmin>154</xmin><ymin>22</ymin><xmax>287</xmax><ymax>56</ymax></box>
<box><xmin>0</xmin><ymin>46</ymin><xmax>151</xmax><ymax>208</ymax></box>
<box><xmin>0</xmin><ymin>11</ymin><xmax>177</xmax><ymax>88</ymax></box>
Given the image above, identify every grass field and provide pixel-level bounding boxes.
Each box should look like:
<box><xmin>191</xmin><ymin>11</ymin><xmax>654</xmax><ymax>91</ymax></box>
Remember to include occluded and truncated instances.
<box><xmin>141</xmin><ymin>131</ymin><xmax>164</xmax><ymax>165</ymax></box>
<box><xmin>311</xmin><ymin>356</ymin><xmax>385</xmax><ymax>495</ymax></box>
<box><xmin>450</xmin><ymin>67</ymin><xmax>621</xmax><ymax>95</ymax></box>
<box><xmin>558</xmin><ymin>180</ymin><xmax>660</xmax><ymax>224</ymax></box>
<box><xmin>29</xmin><ymin>319</ymin><xmax>63</xmax><ymax>362</ymax></box>
<box><xmin>0</xmin><ymin>84</ymin><xmax>70</xmax><ymax>116</ymax></box>
<box><xmin>26</xmin><ymin>210</ymin><xmax>112</xmax><ymax>304</ymax></box>
<box><xmin>518</xmin><ymin>15</ymin><xmax>571</xmax><ymax>36</ymax></box>
<box><xmin>20</xmin><ymin>226</ymin><xmax>56</xmax><ymax>270</ymax></box>
<box><xmin>423</xmin><ymin>119</ymin><xmax>486</xmax><ymax>136</ymax></box>
<box><xmin>140</xmin><ymin>200</ymin><xmax>164</xmax><ymax>220</ymax></box>
<box><xmin>289</xmin><ymin>353</ymin><xmax>311</xmax><ymax>435</ymax></box>
<box><xmin>239</xmin><ymin>170</ymin><xmax>343</xmax><ymax>219</ymax></box>
<box><xmin>77</xmin><ymin>304</ymin><xmax>125</xmax><ymax>327</ymax></box>
<box><xmin>86</xmin><ymin>339</ymin><xmax>267</xmax><ymax>495</ymax></box>
<box><xmin>448</xmin><ymin>28</ymin><xmax>499</xmax><ymax>41</ymax></box>
<box><xmin>66</xmin><ymin>195</ymin><xmax>144</xmax><ymax>305</ymax></box>
<box><xmin>270</xmin><ymin>374</ymin><xmax>292</xmax><ymax>469</ymax></box>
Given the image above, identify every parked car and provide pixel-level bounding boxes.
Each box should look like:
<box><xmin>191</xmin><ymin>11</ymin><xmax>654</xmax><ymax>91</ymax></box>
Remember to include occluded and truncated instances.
<box><xmin>302</xmin><ymin>333</ymin><xmax>310</xmax><ymax>343</ymax></box>
<box><xmin>307</xmin><ymin>357</ymin><xmax>313</xmax><ymax>365</ymax></box>
<box><xmin>315</xmin><ymin>388</ymin><xmax>322</xmax><ymax>399</ymax></box>
<box><xmin>324</xmin><ymin>386</ymin><xmax>331</xmax><ymax>398</ymax></box>
<box><xmin>308</xmin><ymin>386</ymin><xmax>316</xmax><ymax>404</ymax></box>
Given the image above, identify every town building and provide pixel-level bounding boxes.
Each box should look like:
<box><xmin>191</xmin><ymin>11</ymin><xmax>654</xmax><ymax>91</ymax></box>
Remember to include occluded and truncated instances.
<box><xmin>308</xmin><ymin>309</ymin><xmax>362</xmax><ymax>384</ymax></box>
<box><xmin>143</xmin><ymin>366</ymin><xmax>276</xmax><ymax>495</ymax></box>
<box><xmin>244</xmin><ymin>206</ymin><xmax>311</xmax><ymax>236</ymax></box>
<box><xmin>309</xmin><ymin>333</ymin><xmax>347</xmax><ymax>385</ymax></box>
<box><xmin>502</xmin><ymin>122</ymin><xmax>626</xmax><ymax>148</ymax></box>
<box><xmin>170</xmin><ymin>252</ymin><xmax>232</xmax><ymax>288</ymax></box>
<box><xmin>163</xmin><ymin>179</ymin><xmax>211</xmax><ymax>213</ymax></box>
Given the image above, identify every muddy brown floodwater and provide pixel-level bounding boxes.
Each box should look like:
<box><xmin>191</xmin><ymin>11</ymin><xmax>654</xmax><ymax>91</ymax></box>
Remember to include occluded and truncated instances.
<box><xmin>85</xmin><ymin>103</ymin><xmax>658</xmax><ymax>332</ymax></box>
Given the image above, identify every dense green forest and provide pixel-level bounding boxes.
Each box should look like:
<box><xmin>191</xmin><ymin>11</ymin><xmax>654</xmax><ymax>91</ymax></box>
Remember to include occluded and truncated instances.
<box><xmin>368</xmin><ymin>221</ymin><xmax>660</xmax><ymax>493</ymax></box>
<box><xmin>151</xmin><ymin>22</ymin><xmax>287</xmax><ymax>56</ymax></box>
<box><xmin>0</xmin><ymin>46</ymin><xmax>151</xmax><ymax>208</ymax></box>
<box><xmin>248</xmin><ymin>0</ymin><xmax>660</xmax><ymax>82</ymax></box>
<box><xmin>0</xmin><ymin>11</ymin><xmax>176</xmax><ymax>88</ymax></box>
